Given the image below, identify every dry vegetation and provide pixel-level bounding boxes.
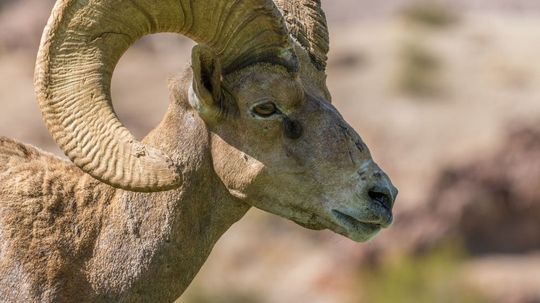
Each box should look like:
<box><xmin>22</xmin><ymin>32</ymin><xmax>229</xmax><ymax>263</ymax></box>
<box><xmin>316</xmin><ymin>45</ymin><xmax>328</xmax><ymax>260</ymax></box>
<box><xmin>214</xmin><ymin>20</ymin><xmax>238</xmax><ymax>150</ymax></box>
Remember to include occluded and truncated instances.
<box><xmin>1</xmin><ymin>1</ymin><xmax>539</xmax><ymax>302</ymax></box>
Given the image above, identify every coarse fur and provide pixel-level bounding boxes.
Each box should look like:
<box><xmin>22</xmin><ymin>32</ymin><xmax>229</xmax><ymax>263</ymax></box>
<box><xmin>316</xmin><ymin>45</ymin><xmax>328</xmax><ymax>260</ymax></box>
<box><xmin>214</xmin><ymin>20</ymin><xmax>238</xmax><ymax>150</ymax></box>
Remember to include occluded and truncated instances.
<box><xmin>0</xmin><ymin>1</ymin><xmax>398</xmax><ymax>302</ymax></box>
<box><xmin>0</xmin><ymin>73</ymin><xmax>251</xmax><ymax>302</ymax></box>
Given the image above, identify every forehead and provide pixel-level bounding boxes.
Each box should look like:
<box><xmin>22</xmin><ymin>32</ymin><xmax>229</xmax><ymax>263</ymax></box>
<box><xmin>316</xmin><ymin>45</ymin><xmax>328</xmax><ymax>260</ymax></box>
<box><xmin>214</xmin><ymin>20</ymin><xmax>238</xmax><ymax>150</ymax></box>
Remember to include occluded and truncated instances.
<box><xmin>226</xmin><ymin>64</ymin><xmax>304</xmax><ymax>107</ymax></box>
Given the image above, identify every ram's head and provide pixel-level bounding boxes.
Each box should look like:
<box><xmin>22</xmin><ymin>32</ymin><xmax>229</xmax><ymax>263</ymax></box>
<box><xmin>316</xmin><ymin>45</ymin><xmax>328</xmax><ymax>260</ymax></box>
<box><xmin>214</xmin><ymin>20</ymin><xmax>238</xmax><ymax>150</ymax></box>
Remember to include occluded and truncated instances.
<box><xmin>35</xmin><ymin>0</ymin><xmax>397</xmax><ymax>242</ymax></box>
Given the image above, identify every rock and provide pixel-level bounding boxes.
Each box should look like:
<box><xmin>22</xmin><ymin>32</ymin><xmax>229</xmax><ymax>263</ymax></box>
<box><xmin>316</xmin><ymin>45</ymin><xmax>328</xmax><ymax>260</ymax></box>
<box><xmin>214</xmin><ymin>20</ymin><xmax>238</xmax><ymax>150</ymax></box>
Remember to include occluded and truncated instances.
<box><xmin>430</xmin><ymin>124</ymin><xmax>540</xmax><ymax>254</ymax></box>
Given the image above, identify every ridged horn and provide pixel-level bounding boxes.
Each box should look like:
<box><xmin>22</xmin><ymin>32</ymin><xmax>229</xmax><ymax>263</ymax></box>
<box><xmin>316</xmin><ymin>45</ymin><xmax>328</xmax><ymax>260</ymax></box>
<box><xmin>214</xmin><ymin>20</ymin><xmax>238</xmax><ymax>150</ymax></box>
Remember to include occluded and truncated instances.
<box><xmin>274</xmin><ymin>0</ymin><xmax>329</xmax><ymax>71</ymax></box>
<box><xmin>34</xmin><ymin>0</ymin><xmax>297</xmax><ymax>192</ymax></box>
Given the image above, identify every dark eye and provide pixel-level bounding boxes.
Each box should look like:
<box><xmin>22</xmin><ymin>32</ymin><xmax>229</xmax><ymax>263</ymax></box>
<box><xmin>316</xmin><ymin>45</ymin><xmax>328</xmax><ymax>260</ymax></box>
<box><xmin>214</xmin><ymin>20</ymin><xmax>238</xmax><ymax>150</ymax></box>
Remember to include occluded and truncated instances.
<box><xmin>252</xmin><ymin>102</ymin><xmax>278</xmax><ymax>118</ymax></box>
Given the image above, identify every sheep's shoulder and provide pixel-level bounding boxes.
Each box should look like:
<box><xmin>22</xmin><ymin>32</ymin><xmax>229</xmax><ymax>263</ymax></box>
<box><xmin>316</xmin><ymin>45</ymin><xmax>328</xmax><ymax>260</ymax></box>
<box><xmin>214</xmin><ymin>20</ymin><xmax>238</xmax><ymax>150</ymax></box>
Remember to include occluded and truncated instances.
<box><xmin>0</xmin><ymin>137</ymin><xmax>114</xmax><ymax>296</ymax></box>
<box><xmin>0</xmin><ymin>137</ymin><xmax>86</xmax><ymax>198</ymax></box>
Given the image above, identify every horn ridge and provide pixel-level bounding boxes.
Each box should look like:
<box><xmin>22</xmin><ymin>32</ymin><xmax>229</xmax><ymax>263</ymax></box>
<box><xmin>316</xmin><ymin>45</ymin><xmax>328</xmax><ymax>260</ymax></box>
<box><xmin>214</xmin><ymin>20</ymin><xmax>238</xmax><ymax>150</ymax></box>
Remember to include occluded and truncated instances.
<box><xmin>35</xmin><ymin>0</ymin><xmax>296</xmax><ymax>192</ymax></box>
<box><xmin>274</xmin><ymin>0</ymin><xmax>329</xmax><ymax>71</ymax></box>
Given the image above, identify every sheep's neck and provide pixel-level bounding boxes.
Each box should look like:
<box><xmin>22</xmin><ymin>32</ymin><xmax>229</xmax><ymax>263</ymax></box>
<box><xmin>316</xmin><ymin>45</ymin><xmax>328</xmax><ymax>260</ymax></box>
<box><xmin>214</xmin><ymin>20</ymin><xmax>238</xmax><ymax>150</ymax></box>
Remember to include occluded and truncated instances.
<box><xmin>87</xmin><ymin>105</ymin><xmax>250</xmax><ymax>301</ymax></box>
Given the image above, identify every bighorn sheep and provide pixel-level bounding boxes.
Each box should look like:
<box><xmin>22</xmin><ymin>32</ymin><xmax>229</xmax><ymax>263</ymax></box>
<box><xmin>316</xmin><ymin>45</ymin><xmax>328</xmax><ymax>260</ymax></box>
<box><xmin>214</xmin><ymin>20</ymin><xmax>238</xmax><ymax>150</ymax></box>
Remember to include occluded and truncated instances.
<box><xmin>0</xmin><ymin>0</ymin><xmax>398</xmax><ymax>301</ymax></box>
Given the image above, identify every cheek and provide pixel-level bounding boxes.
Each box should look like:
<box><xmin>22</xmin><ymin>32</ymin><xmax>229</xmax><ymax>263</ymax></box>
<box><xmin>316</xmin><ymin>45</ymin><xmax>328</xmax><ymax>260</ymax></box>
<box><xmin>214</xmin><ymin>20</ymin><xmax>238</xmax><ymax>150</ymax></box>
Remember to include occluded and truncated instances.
<box><xmin>211</xmin><ymin>135</ymin><xmax>265</xmax><ymax>193</ymax></box>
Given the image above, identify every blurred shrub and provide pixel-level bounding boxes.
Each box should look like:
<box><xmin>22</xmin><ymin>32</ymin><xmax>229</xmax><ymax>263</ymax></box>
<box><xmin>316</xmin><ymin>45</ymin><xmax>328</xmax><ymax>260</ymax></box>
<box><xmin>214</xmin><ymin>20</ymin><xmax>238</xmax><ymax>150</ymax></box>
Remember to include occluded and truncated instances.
<box><xmin>402</xmin><ymin>1</ymin><xmax>458</xmax><ymax>29</ymax></box>
<box><xmin>397</xmin><ymin>41</ymin><xmax>443</xmax><ymax>96</ymax></box>
<box><xmin>357</xmin><ymin>245</ymin><xmax>487</xmax><ymax>303</ymax></box>
<box><xmin>182</xmin><ymin>289</ymin><xmax>262</xmax><ymax>303</ymax></box>
<box><xmin>394</xmin><ymin>1</ymin><xmax>460</xmax><ymax>97</ymax></box>
<box><xmin>329</xmin><ymin>51</ymin><xmax>367</xmax><ymax>71</ymax></box>
<box><xmin>0</xmin><ymin>0</ymin><xmax>15</xmax><ymax>11</ymax></box>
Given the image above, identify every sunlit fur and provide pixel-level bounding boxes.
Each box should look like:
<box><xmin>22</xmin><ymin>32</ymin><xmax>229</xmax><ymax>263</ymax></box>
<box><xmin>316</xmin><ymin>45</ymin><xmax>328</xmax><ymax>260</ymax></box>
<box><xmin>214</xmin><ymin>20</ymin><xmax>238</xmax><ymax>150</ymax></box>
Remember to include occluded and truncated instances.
<box><xmin>0</xmin><ymin>0</ymin><xmax>398</xmax><ymax>300</ymax></box>
<box><xmin>0</xmin><ymin>46</ymin><xmax>396</xmax><ymax>301</ymax></box>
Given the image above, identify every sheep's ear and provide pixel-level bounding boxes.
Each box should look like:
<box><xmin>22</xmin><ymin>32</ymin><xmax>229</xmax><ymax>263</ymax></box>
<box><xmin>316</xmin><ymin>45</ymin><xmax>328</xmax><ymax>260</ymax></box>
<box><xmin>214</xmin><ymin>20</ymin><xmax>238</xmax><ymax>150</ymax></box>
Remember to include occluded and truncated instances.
<box><xmin>190</xmin><ymin>45</ymin><xmax>234</xmax><ymax>120</ymax></box>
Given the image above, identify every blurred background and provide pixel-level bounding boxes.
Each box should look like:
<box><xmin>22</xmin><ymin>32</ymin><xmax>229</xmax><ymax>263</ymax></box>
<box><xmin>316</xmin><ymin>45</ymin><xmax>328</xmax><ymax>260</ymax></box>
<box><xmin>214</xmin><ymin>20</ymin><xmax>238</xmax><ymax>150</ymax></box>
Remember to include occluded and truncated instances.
<box><xmin>1</xmin><ymin>0</ymin><xmax>539</xmax><ymax>302</ymax></box>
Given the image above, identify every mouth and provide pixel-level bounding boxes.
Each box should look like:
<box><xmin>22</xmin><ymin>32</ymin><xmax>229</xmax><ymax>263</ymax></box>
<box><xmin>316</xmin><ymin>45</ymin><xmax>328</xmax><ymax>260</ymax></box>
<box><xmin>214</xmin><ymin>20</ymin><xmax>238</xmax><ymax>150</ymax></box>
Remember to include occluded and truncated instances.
<box><xmin>331</xmin><ymin>208</ymin><xmax>392</xmax><ymax>242</ymax></box>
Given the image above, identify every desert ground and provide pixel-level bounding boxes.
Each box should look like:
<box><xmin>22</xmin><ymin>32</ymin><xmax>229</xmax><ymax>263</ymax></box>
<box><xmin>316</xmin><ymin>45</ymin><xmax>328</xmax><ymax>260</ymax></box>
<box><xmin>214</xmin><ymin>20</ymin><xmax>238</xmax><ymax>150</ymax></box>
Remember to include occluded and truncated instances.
<box><xmin>0</xmin><ymin>1</ymin><xmax>539</xmax><ymax>302</ymax></box>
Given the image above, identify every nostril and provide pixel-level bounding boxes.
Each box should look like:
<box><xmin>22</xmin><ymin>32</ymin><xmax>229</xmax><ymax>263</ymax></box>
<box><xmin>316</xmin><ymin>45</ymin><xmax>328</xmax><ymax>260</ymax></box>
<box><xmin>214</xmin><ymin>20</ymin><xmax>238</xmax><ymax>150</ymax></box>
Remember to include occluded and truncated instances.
<box><xmin>368</xmin><ymin>187</ymin><xmax>393</xmax><ymax>210</ymax></box>
<box><xmin>373</xmin><ymin>171</ymin><xmax>383</xmax><ymax>178</ymax></box>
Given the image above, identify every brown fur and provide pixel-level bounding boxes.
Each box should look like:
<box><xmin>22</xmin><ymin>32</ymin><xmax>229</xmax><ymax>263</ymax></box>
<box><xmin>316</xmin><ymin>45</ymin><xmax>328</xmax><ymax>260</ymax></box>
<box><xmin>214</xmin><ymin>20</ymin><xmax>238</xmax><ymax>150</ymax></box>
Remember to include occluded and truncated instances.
<box><xmin>0</xmin><ymin>74</ymin><xmax>250</xmax><ymax>302</ymax></box>
<box><xmin>4</xmin><ymin>1</ymin><xmax>399</xmax><ymax>301</ymax></box>
<box><xmin>0</xmin><ymin>46</ymin><xmax>398</xmax><ymax>300</ymax></box>
<box><xmin>0</xmin><ymin>137</ymin><xmax>114</xmax><ymax>300</ymax></box>
<box><xmin>0</xmin><ymin>27</ymin><xmax>397</xmax><ymax>303</ymax></box>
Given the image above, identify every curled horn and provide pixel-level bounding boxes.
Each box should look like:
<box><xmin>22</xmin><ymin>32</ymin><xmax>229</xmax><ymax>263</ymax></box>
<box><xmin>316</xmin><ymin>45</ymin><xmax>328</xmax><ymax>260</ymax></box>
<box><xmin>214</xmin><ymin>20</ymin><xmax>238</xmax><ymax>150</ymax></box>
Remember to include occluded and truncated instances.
<box><xmin>274</xmin><ymin>0</ymin><xmax>330</xmax><ymax>71</ymax></box>
<box><xmin>35</xmin><ymin>0</ymin><xmax>297</xmax><ymax>192</ymax></box>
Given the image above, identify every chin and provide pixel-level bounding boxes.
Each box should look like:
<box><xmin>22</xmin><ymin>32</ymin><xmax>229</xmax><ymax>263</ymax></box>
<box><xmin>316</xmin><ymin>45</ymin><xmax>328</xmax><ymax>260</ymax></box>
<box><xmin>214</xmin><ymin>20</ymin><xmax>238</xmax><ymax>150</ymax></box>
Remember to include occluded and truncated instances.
<box><xmin>332</xmin><ymin>220</ymin><xmax>384</xmax><ymax>242</ymax></box>
<box><xmin>346</xmin><ymin>229</ymin><xmax>382</xmax><ymax>242</ymax></box>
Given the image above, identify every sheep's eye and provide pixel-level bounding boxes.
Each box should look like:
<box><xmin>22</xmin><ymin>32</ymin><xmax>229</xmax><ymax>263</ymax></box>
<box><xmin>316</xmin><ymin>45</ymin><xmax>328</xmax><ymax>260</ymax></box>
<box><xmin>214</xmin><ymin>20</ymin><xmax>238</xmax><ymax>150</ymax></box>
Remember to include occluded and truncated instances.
<box><xmin>252</xmin><ymin>102</ymin><xmax>278</xmax><ymax>118</ymax></box>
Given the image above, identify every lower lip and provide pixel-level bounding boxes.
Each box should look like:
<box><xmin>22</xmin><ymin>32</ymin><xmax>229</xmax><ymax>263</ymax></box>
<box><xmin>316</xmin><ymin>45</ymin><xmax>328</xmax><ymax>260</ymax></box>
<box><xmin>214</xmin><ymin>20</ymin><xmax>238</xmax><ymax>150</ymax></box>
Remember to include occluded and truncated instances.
<box><xmin>331</xmin><ymin>210</ymin><xmax>383</xmax><ymax>233</ymax></box>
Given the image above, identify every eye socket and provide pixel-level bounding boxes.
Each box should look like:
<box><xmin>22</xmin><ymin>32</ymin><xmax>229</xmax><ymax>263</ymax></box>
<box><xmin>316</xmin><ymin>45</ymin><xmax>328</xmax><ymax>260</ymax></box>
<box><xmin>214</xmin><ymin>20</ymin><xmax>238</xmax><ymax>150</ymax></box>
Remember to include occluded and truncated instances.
<box><xmin>252</xmin><ymin>102</ymin><xmax>278</xmax><ymax>118</ymax></box>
